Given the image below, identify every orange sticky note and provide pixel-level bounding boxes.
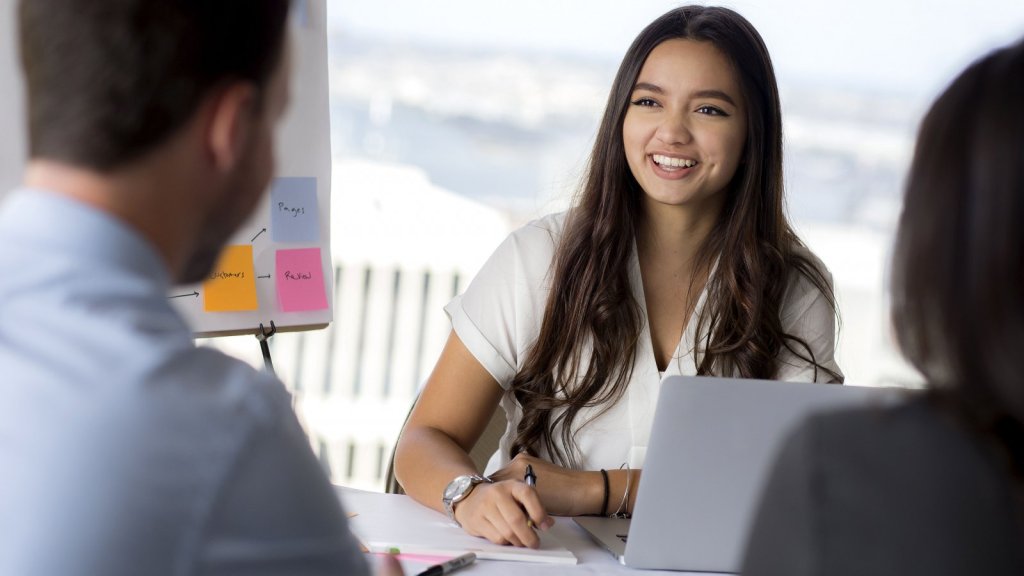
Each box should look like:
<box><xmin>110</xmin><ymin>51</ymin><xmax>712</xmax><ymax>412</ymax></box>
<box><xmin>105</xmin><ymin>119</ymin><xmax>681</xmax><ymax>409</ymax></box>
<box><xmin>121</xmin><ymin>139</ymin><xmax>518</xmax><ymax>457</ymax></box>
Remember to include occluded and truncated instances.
<box><xmin>203</xmin><ymin>245</ymin><xmax>259</xmax><ymax>312</ymax></box>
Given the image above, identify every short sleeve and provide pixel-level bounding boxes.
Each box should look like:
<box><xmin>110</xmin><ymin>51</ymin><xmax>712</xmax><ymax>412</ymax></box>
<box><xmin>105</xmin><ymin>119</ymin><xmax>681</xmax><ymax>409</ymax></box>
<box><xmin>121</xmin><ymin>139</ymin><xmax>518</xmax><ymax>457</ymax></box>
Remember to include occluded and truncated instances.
<box><xmin>776</xmin><ymin>251</ymin><xmax>844</xmax><ymax>383</ymax></box>
<box><xmin>741</xmin><ymin>418</ymin><xmax>820</xmax><ymax>576</ymax></box>
<box><xmin>444</xmin><ymin>215</ymin><xmax>562</xmax><ymax>389</ymax></box>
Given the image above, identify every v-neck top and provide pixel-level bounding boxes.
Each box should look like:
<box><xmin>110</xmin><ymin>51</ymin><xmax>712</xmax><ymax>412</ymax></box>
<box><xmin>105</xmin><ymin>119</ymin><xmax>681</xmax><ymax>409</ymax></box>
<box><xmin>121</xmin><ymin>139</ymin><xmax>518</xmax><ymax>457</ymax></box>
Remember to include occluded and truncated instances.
<box><xmin>445</xmin><ymin>212</ymin><xmax>842</xmax><ymax>474</ymax></box>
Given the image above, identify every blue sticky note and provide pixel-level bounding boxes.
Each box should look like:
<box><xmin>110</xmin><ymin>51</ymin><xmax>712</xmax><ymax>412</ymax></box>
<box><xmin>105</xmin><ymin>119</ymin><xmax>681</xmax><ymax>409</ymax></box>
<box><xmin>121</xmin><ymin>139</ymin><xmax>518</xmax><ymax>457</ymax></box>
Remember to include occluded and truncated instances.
<box><xmin>270</xmin><ymin>177</ymin><xmax>320</xmax><ymax>243</ymax></box>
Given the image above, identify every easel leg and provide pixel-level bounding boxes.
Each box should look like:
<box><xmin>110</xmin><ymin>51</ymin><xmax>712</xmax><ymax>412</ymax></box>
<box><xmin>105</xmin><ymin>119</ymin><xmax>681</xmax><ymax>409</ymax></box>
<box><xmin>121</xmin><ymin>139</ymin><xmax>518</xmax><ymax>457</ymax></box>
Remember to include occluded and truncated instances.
<box><xmin>256</xmin><ymin>321</ymin><xmax>277</xmax><ymax>376</ymax></box>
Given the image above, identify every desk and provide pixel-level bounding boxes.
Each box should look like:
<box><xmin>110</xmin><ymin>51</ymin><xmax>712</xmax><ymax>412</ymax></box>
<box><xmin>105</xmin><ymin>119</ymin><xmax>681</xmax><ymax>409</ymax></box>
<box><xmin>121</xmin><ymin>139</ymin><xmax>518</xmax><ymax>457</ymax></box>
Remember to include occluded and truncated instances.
<box><xmin>337</xmin><ymin>487</ymin><xmax>721</xmax><ymax>576</ymax></box>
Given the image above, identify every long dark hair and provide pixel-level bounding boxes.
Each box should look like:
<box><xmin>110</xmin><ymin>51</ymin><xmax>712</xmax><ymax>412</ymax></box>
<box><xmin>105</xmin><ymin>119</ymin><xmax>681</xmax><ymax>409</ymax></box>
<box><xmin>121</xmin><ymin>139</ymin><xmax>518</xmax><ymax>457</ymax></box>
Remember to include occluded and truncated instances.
<box><xmin>510</xmin><ymin>6</ymin><xmax>840</xmax><ymax>467</ymax></box>
<box><xmin>892</xmin><ymin>38</ymin><xmax>1024</xmax><ymax>480</ymax></box>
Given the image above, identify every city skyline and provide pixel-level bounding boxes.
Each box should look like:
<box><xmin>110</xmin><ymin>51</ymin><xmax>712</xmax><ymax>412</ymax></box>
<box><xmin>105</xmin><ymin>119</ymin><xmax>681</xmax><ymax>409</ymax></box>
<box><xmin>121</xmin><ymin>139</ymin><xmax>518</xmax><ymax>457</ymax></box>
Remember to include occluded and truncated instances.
<box><xmin>327</xmin><ymin>0</ymin><xmax>1024</xmax><ymax>98</ymax></box>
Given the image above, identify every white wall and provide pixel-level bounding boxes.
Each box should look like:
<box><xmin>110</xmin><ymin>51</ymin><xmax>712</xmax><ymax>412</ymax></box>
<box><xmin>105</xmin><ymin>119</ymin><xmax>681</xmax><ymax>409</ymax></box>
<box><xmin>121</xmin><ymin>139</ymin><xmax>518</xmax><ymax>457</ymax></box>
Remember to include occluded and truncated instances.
<box><xmin>0</xmin><ymin>0</ymin><xmax>26</xmax><ymax>196</ymax></box>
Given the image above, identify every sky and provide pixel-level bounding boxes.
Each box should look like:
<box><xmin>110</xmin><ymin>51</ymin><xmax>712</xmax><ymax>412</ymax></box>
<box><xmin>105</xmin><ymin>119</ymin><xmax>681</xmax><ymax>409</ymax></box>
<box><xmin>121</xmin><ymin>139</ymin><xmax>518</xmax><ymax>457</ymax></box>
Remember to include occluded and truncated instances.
<box><xmin>327</xmin><ymin>0</ymin><xmax>1024</xmax><ymax>97</ymax></box>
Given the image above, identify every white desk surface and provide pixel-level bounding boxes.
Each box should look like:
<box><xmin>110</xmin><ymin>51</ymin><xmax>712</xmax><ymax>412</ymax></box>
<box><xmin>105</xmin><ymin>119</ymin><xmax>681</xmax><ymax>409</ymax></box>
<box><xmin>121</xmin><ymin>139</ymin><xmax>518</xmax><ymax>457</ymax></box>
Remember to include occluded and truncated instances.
<box><xmin>337</xmin><ymin>486</ymin><xmax>719</xmax><ymax>576</ymax></box>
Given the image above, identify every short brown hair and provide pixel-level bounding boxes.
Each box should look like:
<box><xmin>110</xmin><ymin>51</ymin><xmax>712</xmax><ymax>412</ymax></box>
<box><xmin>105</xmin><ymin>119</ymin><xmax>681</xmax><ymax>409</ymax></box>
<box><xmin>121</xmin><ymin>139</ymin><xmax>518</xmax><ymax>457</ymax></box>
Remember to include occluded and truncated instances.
<box><xmin>19</xmin><ymin>0</ymin><xmax>291</xmax><ymax>171</ymax></box>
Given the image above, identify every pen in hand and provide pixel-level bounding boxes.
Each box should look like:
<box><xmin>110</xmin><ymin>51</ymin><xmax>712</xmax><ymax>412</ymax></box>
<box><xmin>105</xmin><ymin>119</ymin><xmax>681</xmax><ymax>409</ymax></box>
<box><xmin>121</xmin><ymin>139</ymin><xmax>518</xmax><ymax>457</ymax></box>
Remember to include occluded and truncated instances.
<box><xmin>414</xmin><ymin>552</ymin><xmax>476</xmax><ymax>576</ymax></box>
<box><xmin>524</xmin><ymin>464</ymin><xmax>537</xmax><ymax>529</ymax></box>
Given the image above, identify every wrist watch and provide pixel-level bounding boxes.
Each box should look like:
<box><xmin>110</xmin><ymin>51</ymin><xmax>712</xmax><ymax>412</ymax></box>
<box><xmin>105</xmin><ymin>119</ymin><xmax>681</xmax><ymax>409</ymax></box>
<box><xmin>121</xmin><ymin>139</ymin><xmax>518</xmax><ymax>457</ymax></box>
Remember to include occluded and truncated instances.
<box><xmin>442</xmin><ymin>474</ymin><xmax>492</xmax><ymax>526</ymax></box>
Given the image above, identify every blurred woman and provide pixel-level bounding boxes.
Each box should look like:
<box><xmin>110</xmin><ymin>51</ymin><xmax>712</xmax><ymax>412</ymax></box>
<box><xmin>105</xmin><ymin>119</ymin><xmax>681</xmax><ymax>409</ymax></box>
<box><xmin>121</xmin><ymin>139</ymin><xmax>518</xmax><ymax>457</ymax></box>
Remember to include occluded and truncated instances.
<box><xmin>743</xmin><ymin>37</ymin><xmax>1024</xmax><ymax>575</ymax></box>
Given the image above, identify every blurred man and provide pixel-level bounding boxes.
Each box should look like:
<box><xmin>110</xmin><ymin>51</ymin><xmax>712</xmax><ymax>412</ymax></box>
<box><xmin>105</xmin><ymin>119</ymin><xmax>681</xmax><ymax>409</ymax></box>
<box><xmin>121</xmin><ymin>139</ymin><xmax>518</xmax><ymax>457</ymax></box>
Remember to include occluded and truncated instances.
<box><xmin>0</xmin><ymin>1</ymin><xmax>395</xmax><ymax>574</ymax></box>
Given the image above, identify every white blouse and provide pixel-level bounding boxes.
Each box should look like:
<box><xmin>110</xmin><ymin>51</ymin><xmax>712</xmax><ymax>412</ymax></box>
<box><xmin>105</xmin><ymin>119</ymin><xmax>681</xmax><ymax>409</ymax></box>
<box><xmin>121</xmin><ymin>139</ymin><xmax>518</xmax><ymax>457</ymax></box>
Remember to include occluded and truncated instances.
<box><xmin>444</xmin><ymin>212</ymin><xmax>842</xmax><ymax>474</ymax></box>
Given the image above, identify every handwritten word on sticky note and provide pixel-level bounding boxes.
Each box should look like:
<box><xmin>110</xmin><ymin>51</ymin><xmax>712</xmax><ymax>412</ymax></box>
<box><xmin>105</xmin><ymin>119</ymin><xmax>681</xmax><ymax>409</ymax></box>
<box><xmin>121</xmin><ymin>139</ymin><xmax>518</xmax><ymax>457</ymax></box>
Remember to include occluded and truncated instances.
<box><xmin>203</xmin><ymin>245</ymin><xmax>259</xmax><ymax>312</ymax></box>
<box><xmin>276</xmin><ymin>248</ymin><xmax>328</xmax><ymax>312</ymax></box>
<box><xmin>271</xmin><ymin>177</ymin><xmax>320</xmax><ymax>243</ymax></box>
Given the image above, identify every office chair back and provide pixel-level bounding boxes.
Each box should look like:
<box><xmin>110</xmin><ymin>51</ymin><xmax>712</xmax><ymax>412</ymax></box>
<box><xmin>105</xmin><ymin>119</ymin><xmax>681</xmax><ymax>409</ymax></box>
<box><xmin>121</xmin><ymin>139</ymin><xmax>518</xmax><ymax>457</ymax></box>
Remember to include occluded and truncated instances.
<box><xmin>385</xmin><ymin>403</ymin><xmax>507</xmax><ymax>494</ymax></box>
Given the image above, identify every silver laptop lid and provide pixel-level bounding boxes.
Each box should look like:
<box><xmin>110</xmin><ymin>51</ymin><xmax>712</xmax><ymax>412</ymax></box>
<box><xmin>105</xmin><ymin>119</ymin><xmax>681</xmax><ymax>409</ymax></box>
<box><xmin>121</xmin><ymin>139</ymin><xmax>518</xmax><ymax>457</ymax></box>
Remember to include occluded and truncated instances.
<box><xmin>624</xmin><ymin>376</ymin><xmax>903</xmax><ymax>572</ymax></box>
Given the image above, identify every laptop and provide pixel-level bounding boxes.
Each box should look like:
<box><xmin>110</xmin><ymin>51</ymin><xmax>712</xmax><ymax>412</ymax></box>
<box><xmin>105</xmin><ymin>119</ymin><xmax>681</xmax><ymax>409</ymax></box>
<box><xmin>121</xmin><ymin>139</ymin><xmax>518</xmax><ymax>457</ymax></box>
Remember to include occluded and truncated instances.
<box><xmin>574</xmin><ymin>376</ymin><xmax>906</xmax><ymax>573</ymax></box>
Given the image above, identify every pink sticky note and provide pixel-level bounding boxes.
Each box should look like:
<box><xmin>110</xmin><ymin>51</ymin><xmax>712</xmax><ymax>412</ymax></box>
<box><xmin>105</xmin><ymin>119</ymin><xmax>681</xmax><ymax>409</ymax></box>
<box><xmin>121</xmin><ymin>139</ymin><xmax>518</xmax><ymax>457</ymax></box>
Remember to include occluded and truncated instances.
<box><xmin>275</xmin><ymin>248</ymin><xmax>328</xmax><ymax>312</ymax></box>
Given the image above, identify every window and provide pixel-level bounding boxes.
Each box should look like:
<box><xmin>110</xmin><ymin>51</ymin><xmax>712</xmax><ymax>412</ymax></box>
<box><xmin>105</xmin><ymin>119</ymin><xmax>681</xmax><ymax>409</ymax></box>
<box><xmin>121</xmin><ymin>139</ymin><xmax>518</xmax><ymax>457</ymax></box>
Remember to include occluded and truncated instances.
<box><xmin>214</xmin><ymin>0</ymin><xmax>1024</xmax><ymax>491</ymax></box>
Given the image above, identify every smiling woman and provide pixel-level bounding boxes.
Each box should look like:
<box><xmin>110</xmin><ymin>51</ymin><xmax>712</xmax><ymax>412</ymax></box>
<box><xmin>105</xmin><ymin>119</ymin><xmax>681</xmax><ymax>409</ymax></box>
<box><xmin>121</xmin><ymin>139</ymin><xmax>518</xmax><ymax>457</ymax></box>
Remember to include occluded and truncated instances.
<box><xmin>623</xmin><ymin>39</ymin><xmax>747</xmax><ymax>226</ymax></box>
<box><xmin>392</xmin><ymin>5</ymin><xmax>843</xmax><ymax>549</ymax></box>
<box><xmin>621</xmin><ymin>37</ymin><xmax>750</xmax><ymax>382</ymax></box>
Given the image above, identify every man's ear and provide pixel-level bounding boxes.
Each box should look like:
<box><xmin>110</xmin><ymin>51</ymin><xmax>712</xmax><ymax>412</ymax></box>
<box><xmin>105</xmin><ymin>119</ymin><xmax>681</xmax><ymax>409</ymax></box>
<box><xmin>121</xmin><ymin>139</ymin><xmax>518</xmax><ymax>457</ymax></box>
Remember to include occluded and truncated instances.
<box><xmin>206</xmin><ymin>82</ymin><xmax>258</xmax><ymax>173</ymax></box>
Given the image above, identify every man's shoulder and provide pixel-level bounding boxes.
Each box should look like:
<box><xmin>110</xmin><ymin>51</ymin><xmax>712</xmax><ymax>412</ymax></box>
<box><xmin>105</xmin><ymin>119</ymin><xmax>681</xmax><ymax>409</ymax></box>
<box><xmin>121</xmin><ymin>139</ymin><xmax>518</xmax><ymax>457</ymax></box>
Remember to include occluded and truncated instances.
<box><xmin>0</xmin><ymin>342</ymin><xmax>307</xmax><ymax>576</ymax></box>
<box><xmin>150</xmin><ymin>344</ymin><xmax>293</xmax><ymax>425</ymax></box>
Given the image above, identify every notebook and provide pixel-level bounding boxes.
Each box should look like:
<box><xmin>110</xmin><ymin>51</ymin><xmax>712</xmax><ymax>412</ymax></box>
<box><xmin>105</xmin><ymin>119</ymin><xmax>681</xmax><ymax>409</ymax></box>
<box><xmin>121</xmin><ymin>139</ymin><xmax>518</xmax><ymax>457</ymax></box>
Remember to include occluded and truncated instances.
<box><xmin>574</xmin><ymin>375</ymin><xmax>906</xmax><ymax>573</ymax></box>
<box><xmin>340</xmin><ymin>486</ymin><xmax>577</xmax><ymax>564</ymax></box>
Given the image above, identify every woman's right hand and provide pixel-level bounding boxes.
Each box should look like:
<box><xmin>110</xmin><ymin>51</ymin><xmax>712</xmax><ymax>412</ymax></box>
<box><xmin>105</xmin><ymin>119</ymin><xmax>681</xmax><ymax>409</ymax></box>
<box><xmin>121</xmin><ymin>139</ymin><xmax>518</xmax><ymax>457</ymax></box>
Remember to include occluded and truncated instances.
<box><xmin>453</xmin><ymin>479</ymin><xmax>555</xmax><ymax>548</ymax></box>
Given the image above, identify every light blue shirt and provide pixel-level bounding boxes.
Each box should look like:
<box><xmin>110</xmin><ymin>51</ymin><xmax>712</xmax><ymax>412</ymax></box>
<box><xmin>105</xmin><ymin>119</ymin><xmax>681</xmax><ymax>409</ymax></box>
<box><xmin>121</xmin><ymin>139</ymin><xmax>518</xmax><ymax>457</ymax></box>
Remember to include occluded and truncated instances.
<box><xmin>0</xmin><ymin>189</ymin><xmax>368</xmax><ymax>576</ymax></box>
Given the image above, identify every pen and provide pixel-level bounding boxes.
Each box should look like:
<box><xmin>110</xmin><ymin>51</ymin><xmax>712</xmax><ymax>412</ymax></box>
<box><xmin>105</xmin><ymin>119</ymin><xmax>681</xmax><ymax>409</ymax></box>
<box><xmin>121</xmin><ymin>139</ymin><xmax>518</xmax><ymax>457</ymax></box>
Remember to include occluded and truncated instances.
<box><xmin>414</xmin><ymin>552</ymin><xmax>476</xmax><ymax>576</ymax></box>
<box><xmin>524</xmin><ymin>464</ymin><xmax>537</xmax><ymax>529</ymax></box>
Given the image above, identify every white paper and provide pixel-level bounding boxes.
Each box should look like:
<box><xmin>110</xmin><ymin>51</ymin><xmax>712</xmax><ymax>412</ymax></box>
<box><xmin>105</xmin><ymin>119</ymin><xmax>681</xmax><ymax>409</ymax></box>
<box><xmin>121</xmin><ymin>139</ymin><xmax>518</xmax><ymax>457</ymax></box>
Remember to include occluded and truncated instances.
<box><xmin>339</xmin><ymin>488</ymin><xmax>578</xmax><ymax>565</ymax></box>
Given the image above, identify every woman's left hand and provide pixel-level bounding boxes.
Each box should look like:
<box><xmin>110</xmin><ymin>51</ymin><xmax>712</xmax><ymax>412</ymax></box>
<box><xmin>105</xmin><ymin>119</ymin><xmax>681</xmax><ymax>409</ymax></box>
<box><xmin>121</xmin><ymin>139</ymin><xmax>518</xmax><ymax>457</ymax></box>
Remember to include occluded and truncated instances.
<box><xmin>488</xmin><ymin>453</ymin><xmax>602</xmax><ymax>516</ymax></box>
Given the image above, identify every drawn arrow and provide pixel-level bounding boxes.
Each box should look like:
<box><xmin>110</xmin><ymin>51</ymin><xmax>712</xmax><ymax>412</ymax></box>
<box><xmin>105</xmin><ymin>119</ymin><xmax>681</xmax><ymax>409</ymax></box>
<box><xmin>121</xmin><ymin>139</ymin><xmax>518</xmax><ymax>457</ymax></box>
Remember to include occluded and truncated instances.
<box><xmin>251</xmin><ymin>228</ymin><xmax>267</xmax><ymax>242</ymax></box>
<box><xmin>168</xmin><ymin>291</ymin><xmax>200</xmax><ymax>299</ymax></box>
<box><xmin>258</xmin><ymin>274</ymin><xmax>272</xmax><ymax>279</ymax></box>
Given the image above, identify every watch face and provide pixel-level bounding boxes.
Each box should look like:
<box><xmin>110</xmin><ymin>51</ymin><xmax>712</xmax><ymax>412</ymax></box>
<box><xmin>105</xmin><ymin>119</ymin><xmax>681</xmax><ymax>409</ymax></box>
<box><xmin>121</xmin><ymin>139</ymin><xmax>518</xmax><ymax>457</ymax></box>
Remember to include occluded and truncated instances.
<box><xmin>444</xmin><ymin>476</ymin><xmax>473</xmax><ymax>500</ymax></box>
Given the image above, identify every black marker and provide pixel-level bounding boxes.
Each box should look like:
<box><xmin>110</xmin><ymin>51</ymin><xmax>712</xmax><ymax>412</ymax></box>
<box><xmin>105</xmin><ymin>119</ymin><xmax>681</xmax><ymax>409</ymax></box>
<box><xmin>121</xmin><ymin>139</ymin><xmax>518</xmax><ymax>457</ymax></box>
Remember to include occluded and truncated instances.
<box><xmin>414</xmin><ymin>552</ymin><xmax>476</xmax><ymax>576</ymax></box>
<box><xmin>525</xmin><ymin>464</ymin><xmax>537</xmax><ymax>488</ymax></box>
